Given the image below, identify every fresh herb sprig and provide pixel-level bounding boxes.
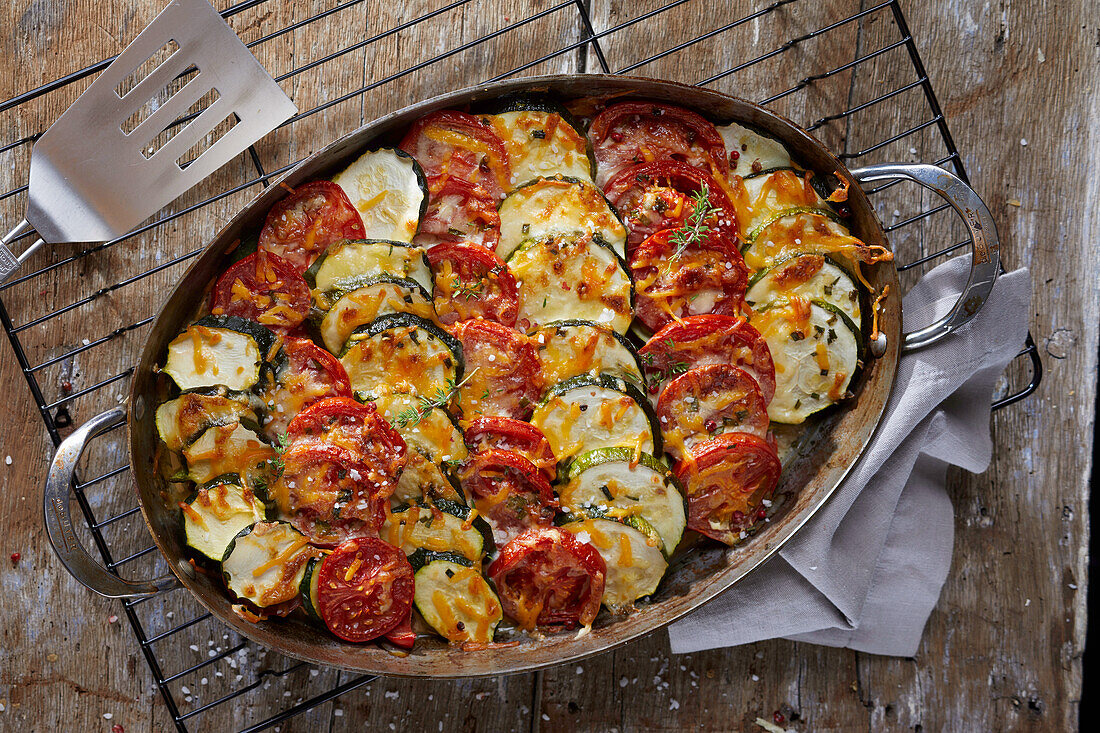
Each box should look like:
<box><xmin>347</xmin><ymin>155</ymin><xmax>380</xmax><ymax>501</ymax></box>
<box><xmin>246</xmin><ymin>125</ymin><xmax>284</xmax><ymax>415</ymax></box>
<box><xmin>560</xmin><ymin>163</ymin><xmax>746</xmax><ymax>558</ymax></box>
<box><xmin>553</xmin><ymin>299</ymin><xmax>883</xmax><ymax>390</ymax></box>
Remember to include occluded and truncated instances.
<box><xmin>667</xmin><ymin>185</ymin><xmax>718</xmax><ymax>263</ymax></box>
<box><xmin>393</xmin><ymin>368</ymin><xmax>480</xmax><ymax>429</ymax></box>
<box><xmin>270</xmin><ymin>431</ymin><xmax>291</xmax><ymax>473</ymax></box>
<box><xmin>451</xmin><ymin>275</ymin><xmax>484</xmax><ymax>301</ymax></box>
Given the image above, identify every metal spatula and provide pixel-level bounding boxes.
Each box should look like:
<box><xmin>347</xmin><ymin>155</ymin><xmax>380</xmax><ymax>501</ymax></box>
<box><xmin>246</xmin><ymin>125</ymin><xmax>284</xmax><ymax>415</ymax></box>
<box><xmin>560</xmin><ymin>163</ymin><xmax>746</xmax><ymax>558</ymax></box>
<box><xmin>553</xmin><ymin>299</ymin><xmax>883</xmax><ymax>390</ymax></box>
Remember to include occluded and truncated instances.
<box><xmin>0</xmin><ymin>0</ymin><xmax>297</xmax><ymax>283</ymax></box>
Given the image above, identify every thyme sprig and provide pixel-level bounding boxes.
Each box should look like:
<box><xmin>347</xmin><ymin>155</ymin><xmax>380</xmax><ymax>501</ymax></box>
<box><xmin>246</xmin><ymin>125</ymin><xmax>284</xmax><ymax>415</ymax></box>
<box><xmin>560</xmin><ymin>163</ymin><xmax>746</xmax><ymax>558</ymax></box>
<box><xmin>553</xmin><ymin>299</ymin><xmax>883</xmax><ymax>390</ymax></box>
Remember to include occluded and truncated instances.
<box><xmin>270</xmin><ymin>431</ymin><xmax>291</xmax><ymax>473</ymax></box>
<box><xmin>450</xmin><ymin>275</ymin><xmax>484</xmax><ymax>301</ymax></box>
<box><xmin>666</xmin><ymin>185</ymin><xmax>718</xmax><ymax>263</ymax></box>
<box><xmin>393</xmin><ymin>368</ymin><xmax>480</xmax><ymax>429</ymax></box>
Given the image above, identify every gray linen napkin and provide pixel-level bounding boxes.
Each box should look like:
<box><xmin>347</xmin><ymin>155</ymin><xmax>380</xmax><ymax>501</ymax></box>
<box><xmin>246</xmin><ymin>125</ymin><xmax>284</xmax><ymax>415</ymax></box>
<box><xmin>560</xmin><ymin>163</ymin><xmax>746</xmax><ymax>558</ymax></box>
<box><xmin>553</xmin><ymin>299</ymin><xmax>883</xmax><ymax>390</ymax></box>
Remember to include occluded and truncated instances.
<box><xmin>668</xmin><ymin>257</ymin><xmax>1032</xmax><ymax>657</ymax></box>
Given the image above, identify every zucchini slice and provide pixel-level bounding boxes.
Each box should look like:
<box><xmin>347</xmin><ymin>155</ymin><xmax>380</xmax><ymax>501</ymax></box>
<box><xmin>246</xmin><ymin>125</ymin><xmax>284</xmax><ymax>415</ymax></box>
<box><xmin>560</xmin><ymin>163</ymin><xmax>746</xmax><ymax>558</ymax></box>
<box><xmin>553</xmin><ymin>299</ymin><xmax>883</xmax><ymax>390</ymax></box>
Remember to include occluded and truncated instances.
<box><xmin>742</xmin><ymin>210</ymin><xmax>867</xmax><ymax>273</ymax></box>
<box><xmin>331</xmin><ymin>147</ymin><xmax>429</xmax><ymax>243</ymax></box>
<box><xmin>305</xmin><ymin>239</ymin><xmax>433</xmax><ymax>295</ymax></box>
<box><xmin>390</xmin><ymin>450</ymin><xmax>465</xmax><ymax>505</ymax></box>
<box><xmin>381</xmin><ymin>500</ymin><xmax>493</xmax><ymax>562</ymax></box>
<box><xmin>412</xmin><ymin>555</ymin><xmax>503</xmax><ymax>643</ymax></box>
<box><xmin>338</xmin><ymin>313</ymin><xmax>462</xmax><ymax>401</ymax></box>
<box><xmin>717</xmin><ymin>122</ymin><xmax>793</xmax><ymax>178</ymax></box>
<box><xmin>371</xmin><ymin>393</ymin><xmax>468</xmax><ymax>464</ymax></box>
<box><xmin>529</xmin><ymin>374</ymin><xmax>659</xmax><ymax>465</ymax></box>
<box><xmin>299</xmin><ymin>556</ymin><xmax>323</xmax><ymax>622</ymax></box>
<box><xmin>562</xmin><ymin>517</ymin><xmax>667</xmax><ymax>612</ymax></box>
<box><xmin>509</xmin><ymin>233</ymin><xmax>634</xmax><ymax>334</ymax></box>
<box><xmin>163</xmin><ymin>316</ymin><xmax>273</xmax><ymax>392</ymax></box>
<box><xmin>181</xmin><ymin>476</ymin><xmax>266</xmax><ymax>562</ymax></box>
<box><xmin>483</xmin><ymin>110</ymin><xmax>594</xmax><ymax>190</ymax></box>
<box><xmin>558</xmin><ymin>448</ymin><xmax>686</xmax><ymax>557</ymax></box>
<box><xmin>750</xmin><ymin>298</ymin><xmax>861</xmax><ymax>424</ymax></box>
<box><xmin>746</xmin><ymin>253</ymin><xmax>861</xmax><ymax>325</ymax></box>
<box><xmin>529</xmin><ymin>319</ymin><xmax>645</xmax><ymax>391</ymax></box>
<box><xmin>183</xmin><ymin>422</ymin><xmax>275</xmax><ymax>486</ymax></box>
<box><xmin>222</xmin><ymin>521</ymin><xmax>318</xmax><ymax>608</ymax></box>
<box><xmin>156</xmin><ymin>390</ymin><xmax>257</xmax><ymax>451</ymax></box>
<box><xmin>496</xmin><ymin>177</ymin><xmax>626</xmax><ymax>260</ymax></box>
<box><xmin>318</xmin><ymin>276</ymin><xmax>436</xmax><ymax>353</ymax></box>
<box><xmin>737</xmin><ymin>168</ymin><xmax>836</xmax><ymax>241</ymax></box>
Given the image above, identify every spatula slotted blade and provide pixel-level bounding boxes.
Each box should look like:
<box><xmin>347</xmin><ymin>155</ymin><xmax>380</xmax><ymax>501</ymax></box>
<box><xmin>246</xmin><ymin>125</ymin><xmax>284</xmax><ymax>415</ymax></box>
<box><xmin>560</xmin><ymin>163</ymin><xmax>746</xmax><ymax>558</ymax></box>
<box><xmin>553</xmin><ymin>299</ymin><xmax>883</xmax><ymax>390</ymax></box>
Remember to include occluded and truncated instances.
<box><xmin>23</xmin><ymin>0</ymin><xmax>296</xmax><ymax>245</ymax></box>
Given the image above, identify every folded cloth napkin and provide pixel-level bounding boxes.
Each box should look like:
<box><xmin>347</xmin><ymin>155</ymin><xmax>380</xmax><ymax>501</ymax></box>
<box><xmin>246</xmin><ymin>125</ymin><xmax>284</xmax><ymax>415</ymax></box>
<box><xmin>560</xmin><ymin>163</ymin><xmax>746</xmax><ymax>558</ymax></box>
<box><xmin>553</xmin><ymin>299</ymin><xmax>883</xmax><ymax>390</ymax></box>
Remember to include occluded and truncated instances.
<box><xmin>668</xmin><ymin>257</ymin><xmax>1032</xmax><ymax>657</ymax></box>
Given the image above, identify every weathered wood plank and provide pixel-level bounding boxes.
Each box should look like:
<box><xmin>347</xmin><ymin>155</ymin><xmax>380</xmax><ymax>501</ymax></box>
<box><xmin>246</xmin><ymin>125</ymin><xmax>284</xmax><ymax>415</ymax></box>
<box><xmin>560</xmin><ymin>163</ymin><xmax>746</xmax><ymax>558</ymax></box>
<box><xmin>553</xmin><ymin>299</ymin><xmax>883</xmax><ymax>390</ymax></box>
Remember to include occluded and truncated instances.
<box><xmin>0</xmin><ymin>0</ymin><xmax>1091</xmax><ymax>731</ymax></box>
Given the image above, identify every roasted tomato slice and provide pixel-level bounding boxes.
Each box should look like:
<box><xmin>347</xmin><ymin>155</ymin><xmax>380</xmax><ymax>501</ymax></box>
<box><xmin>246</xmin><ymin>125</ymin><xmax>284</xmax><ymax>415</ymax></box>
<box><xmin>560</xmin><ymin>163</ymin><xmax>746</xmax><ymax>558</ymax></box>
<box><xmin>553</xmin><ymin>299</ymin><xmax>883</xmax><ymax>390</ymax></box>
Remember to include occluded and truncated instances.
<box><xmin>413</xmin><ymin>175</ymin><xmax>502</xmax><ymax>251</ymax></box>
<box><xmin>603</xmin><ymin>160</ymin><xmax>737</xmax><ymax>252</ymax></box>
<box><xmin>259</xmin><ymin>337</ymin><xmax>353</xmax><ymax>439</ymax></box>
<box><xmin>399</xmin><ymin>110</ymin><xmax>512</xmax><ymax>201</ymax></box>
<box><xmin>382</xmin><ymin>607</ymin><xmax>417</xmax><ymax>649</ymax></box>
<box><xmin>674</xmin><ymin>433</ymin><xmax>781</xmax><ymax>545</ymax></box>
<box><xmin>656</xmin><ymin>364</ymin><xmax>770</xmax><ymax>460</ymax></box>
<box><xmin>463</xmin><ymin>416</ymin><xmax>556</xmax><ymax>482</ymax></box>
<box><xmin>589</xmin><ymin>101</ymin><xmax>729</xmax><ymax>187</ymax></box>
<box><xmin>210</xmin><ymin>251</ymin><xmax>311</xmax><ymax>331</ymax></box>
<box><xmin>316</xmin><ymin>537</ymin><xmax>415</xmax><ymax>642</ymax></box>
<box><xmin>629</xmin><ymin>227</ymin><xmax>748</xmax><ymax>333</ymax></box>
<box><xmin>286</xmin><ymin>396</ymin><xmax>407</xmax><ymax>485</ymax></box>
<box><xmin>272</xmin><ymin>443</ymin><xmax>390</xmax><ymax>545</ymax></box>
<box><xmin>426</xmin><ymin>242</ymin><xmax>519</xmax><ymax>327</ymax></box>
<box><xmin>258</xmin><ymin>180</ymin><xmax>366</xmax><ymax>273</ymax></box>
<box><xmin>488</xmin><ymin>526</ymin><xmax>605</xmax><ymax>630</ymax></box>
<box><xmin>460</xmin><ymin>449</ymin><xmax>557</xmax><ymax>547</ymax></box>
<box><xmin>639</xmin><ymin>314</ymin><xmax>776</xmax><ymax>404</ymax></box>
<box><xmin>450</xmin><ymin>319</ymin><xmax>541</xmax><ymax>422</ymax></box>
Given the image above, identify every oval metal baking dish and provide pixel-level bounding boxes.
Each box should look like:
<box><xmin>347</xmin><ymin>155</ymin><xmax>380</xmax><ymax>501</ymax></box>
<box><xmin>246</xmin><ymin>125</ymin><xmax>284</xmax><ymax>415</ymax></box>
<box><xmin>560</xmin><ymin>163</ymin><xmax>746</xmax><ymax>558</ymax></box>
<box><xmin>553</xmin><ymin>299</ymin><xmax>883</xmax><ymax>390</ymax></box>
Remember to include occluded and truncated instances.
<box><xmin>43</xmin><ymin>74</ymin><xmax>998</xmax><ymax>677</ymax></box>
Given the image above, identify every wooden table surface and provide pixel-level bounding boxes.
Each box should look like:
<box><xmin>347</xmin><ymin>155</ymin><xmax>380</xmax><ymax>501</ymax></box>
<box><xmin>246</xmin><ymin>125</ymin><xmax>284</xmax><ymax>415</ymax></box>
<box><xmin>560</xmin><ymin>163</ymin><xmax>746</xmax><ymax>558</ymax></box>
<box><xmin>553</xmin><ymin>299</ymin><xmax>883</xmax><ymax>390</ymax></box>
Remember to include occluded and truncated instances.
<box><xmin>0</xmin><ymin>1</ymin><xmax>1093</xmax><ymax>730</ymax></box>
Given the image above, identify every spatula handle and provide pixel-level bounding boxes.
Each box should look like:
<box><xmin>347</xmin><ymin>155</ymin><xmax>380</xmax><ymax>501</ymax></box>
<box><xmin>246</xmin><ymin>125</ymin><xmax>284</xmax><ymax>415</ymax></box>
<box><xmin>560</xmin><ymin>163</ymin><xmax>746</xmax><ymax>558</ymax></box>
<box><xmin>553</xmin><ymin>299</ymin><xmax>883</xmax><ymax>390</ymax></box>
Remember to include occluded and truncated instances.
<box><xmin>1</xmin><ymin>219</ymin><xmax>41</xmax><ymax>285</ymax></box>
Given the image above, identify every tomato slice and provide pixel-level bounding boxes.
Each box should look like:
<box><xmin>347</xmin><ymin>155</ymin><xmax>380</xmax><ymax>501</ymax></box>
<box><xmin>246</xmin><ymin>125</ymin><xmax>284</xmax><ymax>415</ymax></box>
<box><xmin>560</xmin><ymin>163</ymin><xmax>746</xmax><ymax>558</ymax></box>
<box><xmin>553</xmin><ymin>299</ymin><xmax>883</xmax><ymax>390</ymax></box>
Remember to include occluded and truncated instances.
<box><xmin>272</xmin><ymin>443</ymin><xmax>390</xmax><ymax>545</ymax></box>
<box><xmin>488</xmin><ymin>527</ymin><xmax>605</xmax><ymax>630</ymax></box>
<box><xmin>629</xmin><ymin>227</ymin><xmax>748</xmax><ymax>332</ymax></box>
<box><xmin>463</xmin><ymin>416</ymin><xmax>556</xmax><ymax>482</ymax></box>
<box><xmin>656</xmin><ymin>364</ymin><xmax>770</xmax><ymax>460</ymax></box>
<box><xmin>639</xmin><ymin>314</ymin><xmax>776</xmax><ymax>404</ymax></box>
<box><xmin>259</xmin><ymin>337</ymin><xmax>353</xmax><ymax>439</ymax></box>
<box><xmin>210</xmin><ymin>251</ymin><xmax>311</xmax><ymax>331</ymax></box>
<box><xmin>286</xmin><ymin>396</ymin><xmax>408</xmax><ymax>489</ymax></box>
<box><xmin>674</xmin><ymin>433</ymin><xmax>781</xmax><ymax>545</ymax></box>
<box><xmin>450</xmin><ymin>320</ymin><xmax>541</xmax><ymax>423</ymax></box>
<box><xmin>258</xmin><ymin>180</ymin><xmax>366</xmax><ymax>273</ymax></box>
<box><xmin>589</xmin><ymin>101</ymin><xmax>729</xmax><ymax>188</ymax></box>
<box><xmin>413</xmin><ymin>175</ymin><xmax>502</xmax><ymax>251</ymax></box>
<box><xmin>459</xmin><ymin>449</ymin><xmax>557</xmax><ymax>547</ymax></box>
<box><xmin>399</xmin><ymin>110</ymin><xmax>512</xmax><ymax>201</ymax></box>
<box><xmin>425</xmin><ymin>242</ymin><xmax>519</xmax><ymax>326</ymax></box>
<box><xmin>382</xmin><ymin>607</ymin><xmax>417</xmax><ymax>649</ymax></box>
<box><xmin>316</xmin><ymin>537</ymin><xmax>415</xmax><ymax>643</ymax></box>
<box><xmin>604</xmin><ymin>160</ymin><xmax>737</xmax><ymax>253</ymax></box>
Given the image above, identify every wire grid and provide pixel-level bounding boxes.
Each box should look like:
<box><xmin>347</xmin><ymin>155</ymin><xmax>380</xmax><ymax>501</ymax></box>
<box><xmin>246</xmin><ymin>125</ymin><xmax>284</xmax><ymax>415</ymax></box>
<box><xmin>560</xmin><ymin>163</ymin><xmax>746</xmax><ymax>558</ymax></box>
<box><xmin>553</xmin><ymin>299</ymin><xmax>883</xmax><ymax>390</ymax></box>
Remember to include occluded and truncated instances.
<box><xmin>0</xmin><ymin>0</ymin><xmax>1042</xmax><ymax>730</ymax></box>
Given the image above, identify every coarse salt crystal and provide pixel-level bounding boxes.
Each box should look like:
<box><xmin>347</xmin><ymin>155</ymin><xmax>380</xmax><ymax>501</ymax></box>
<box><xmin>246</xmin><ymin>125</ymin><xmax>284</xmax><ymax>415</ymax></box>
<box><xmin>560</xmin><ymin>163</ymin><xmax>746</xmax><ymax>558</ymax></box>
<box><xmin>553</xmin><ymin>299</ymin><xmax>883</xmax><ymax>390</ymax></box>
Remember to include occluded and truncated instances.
<box><xmin>181</xmin><ymin>686</ymin><xmax>190</xmax><ymax>695</ymax></box>
<box><xmin>4</xmin><ymin>456</ymin><xmax>11</xmax><ymax>465</ymax></box>
<box><xmin>103</xmin><ymin>713</ymin><xmax>113</xmax><ymax>720</ymax></box>
<box><xmin>751</xmin><ymin>674</ymin><xmax>759</xmax><ymax>681</ymax></box>
<box><xmin>334</xmin><ymin>709</ymin><xmax>343</xmax><ymax>717</ymax></box>
<box><xmin>189</xmin><ymin>645</ymin><xmax>199</xmax><ymax>652</ymax></box>
<box><xmin>669</xmin><ymin>700</ymin><xmax>679</xmax><ymax>710</ymax></box>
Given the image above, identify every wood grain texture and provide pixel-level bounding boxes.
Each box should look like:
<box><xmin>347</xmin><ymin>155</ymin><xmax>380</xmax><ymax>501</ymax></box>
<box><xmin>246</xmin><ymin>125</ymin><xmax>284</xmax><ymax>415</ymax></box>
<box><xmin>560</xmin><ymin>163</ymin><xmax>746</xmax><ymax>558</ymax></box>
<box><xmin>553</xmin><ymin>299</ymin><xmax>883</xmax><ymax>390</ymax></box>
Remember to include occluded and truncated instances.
<box><xmin>0</xmin><ymin>0</ymin><xmax>1091</xmax><ymax>731</ymax></box>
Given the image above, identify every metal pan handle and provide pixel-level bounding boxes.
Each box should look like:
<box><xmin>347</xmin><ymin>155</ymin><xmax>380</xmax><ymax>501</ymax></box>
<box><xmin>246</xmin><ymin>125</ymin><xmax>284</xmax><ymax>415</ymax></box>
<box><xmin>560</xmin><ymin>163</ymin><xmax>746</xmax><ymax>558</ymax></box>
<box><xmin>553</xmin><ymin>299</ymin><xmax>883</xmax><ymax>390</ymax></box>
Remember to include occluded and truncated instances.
<box><xmin>44</xmin><ymin>406</ymin><xmax>180</xmax><ymax>598</ymax></box>
<box><xmin>849</xmin><ymin>163</ymin><xmax>1000</xmax><ymax>352</ymax></box>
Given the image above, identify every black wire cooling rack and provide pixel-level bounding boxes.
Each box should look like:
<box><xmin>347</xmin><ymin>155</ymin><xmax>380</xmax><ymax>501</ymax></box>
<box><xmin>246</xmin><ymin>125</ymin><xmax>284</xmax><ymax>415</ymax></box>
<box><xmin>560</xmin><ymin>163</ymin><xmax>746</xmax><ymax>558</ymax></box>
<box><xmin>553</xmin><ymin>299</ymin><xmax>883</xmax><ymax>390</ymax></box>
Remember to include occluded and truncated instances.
<box><xmin>0</xmin><ymin>0</ymin><xmax>1042</xmax><ymax>730</ymax></box>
